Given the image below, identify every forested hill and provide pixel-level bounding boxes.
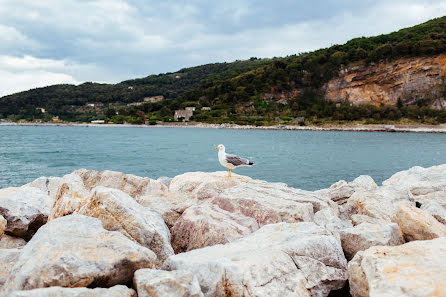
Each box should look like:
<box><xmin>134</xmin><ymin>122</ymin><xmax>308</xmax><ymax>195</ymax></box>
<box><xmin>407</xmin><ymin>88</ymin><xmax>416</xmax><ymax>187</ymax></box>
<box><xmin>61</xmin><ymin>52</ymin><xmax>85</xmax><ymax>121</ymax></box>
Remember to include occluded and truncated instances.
<box><xmin>1</xmin><ymin>16</ymin><xmax>446</xmax><ymax>125</ymax></box>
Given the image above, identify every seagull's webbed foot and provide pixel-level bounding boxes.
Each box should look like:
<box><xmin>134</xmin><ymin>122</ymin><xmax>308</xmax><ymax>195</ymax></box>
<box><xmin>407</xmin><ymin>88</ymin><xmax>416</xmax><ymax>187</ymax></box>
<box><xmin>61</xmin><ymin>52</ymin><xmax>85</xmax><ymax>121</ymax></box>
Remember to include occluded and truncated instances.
<box><xmin>227</xmin><ymin>169</ymin><xmax>232</xmax><ymax>177</ymax></box>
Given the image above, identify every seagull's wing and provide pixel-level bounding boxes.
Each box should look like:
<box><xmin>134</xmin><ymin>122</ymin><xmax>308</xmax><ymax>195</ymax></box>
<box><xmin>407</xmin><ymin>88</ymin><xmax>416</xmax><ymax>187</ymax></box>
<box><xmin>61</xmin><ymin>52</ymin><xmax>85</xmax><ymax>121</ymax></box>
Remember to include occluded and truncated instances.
<box><xmin>225</xmin><ymin>154</ymin><xmax>250</xmax><ymax>166</ymax></box>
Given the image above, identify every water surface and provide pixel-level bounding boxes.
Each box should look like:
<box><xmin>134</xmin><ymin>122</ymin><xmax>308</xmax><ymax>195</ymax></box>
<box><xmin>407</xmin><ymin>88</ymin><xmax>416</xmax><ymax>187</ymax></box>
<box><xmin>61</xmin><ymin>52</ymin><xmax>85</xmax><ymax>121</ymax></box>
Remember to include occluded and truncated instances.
<box><xmin>1</xmin><ymin>126</ymin><xmax>445</xmax><ymax>190</ymax></box>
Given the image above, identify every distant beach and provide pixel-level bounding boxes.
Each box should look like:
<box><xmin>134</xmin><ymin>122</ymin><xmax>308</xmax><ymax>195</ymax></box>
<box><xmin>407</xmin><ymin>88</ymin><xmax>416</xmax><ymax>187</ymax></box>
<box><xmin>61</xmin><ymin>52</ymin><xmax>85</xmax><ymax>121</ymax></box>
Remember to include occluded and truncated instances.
<box><xmin>1</xmin><ymin>122</ymin><xmax>446</xmax><ymax>133</ymax></box>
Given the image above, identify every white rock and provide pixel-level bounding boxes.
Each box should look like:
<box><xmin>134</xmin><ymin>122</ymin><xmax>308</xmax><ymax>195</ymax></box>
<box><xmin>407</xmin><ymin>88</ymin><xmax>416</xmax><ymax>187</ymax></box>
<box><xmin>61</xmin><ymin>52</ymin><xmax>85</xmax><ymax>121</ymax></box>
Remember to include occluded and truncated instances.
<box><xmin>168</xmin><ymin>171</ymin><xmax>262</xmax><ymax>201</ymax></box>
<box><xmin>9</xmin><ymin>285</ymin><xmax>136</xmax><ymax>297</ymax></box>
<box><xmin>49</xmin><ymin>169</ymin><xmax>168</xmax><ymax>220</ymax></box>
<box><xmin>0</xmin><ymin>249</ymin><xmax>21</xmax><ymax>288</ymax></box>
<box><xmin>0</xmin><ymin>187</ymin><xmax>53</xmax><ymax>239</ymax></box>
<box><xmin>48</xmin><ymin>172</ymin><xmax>90</xmax><ymax>220</ymax></box>
<box><xmin>340</xmin><ymin>222</ymin><xmax>404</xmax><ymax>260</ymax></box>
<box><xmin>383</xmin><ymin>164</ymin><xmax>446</xmax><ymax>207</ymax></box>
<box><xmin>349</xmin><ymin>214</ymin><xmax>386</xmax><ymax>226</ymax></box>
<box><xmin>316</xmin><ymin>175</ymin><xmax>377</xmax><ymax>204</ymax></box>
<box><xmin>2</xmin><ymin>215</ymin><xmax>156</xmax><ymax>293</ymax></box>
<box><xmin>76</xmin><ymin>186</ymin><xmax>174</xmax><ymax>263</ymax></box>
<box><xmin>163</xmin><ymin>222</ymin><xmax>347</xmax><ymax>297</ymax></box>
<box><xmin>26</xmin><ymin>176</ymin><xmax>62</xmax><ymax>200</ymax></box>
<box><xmin>171</xmin><ymin>202</ymin><xmax>258</xmax><ymax>253</ymax></box>
<box><xmin>139</xmin><ymin>197</ymin><xmax>182</xmax><ymax>229</ymax></box>
<box><xmin>0</xmin><ymin>214</ymin><xmax>6</xmax><ymax>238</ymax></box>
<box><xmin>344</xmin><ymin>186</ymin><xmax>411</xmax><ymax>221</ymax></box>
<box><xmin>393</xmin><ymin>203</ymin><xmax>446</xmax><ymax>241</ymax></box>
<box><xmin>134</xmin><ymin>269</ymin><xmax>203</xmax><ymax>297</ymax></box>
<box><xmin>313</xmin><ymin>207</ymin><xmax>352</xmax><ymax>242</ymax></box>
<box><xmin>348</xmin><ymin>237</ymin><xmax>446</xmax><ymax>297</ymax></box>
<box><xmin>419</xmin><ymin>199</ymin><xmax>446</xmax><ymax>224</ymax></box>
<box><xmin>0</xmin><ymin>235</ymin><xmax>27</xmax><ymax>249</ymax></box>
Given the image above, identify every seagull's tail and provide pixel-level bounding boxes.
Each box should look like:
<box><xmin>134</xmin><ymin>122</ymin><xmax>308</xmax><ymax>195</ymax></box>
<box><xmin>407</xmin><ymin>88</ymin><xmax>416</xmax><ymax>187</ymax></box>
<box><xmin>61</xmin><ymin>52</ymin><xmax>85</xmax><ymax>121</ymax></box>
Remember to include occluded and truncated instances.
<box><xmin>248</xmin><ymin>162</ymin><xmax>255</xmax><ymax>166</ymax></box>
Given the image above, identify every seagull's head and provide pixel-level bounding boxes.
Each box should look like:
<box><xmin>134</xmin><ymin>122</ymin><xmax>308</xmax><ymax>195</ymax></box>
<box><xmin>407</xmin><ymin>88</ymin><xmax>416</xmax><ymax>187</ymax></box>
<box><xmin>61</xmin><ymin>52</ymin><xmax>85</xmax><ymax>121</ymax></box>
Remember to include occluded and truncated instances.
<box><xmin>216</xmin><ymin>144</ymin><xmax>225</xmax><ymax>151</ymax></box>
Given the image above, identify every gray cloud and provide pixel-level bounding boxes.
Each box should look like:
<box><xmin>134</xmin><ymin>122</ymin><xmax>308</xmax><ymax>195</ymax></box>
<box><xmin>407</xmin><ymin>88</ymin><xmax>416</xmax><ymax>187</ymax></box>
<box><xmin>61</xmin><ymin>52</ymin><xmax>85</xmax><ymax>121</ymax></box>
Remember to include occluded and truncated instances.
<box><xmin>0</xmin><ymin>0</ymin><xmax>445</xmax><ymax>96</ymax></box>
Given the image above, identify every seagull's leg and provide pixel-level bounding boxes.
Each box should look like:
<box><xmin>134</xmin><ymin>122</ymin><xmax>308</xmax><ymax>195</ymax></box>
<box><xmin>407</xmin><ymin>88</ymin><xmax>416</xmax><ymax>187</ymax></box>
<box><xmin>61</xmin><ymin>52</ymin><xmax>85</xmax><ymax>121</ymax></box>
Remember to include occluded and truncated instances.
<box><xmin>229</xmin><ymin>169</ymin><xmax>232</xmax><ymax>177</ymax></box>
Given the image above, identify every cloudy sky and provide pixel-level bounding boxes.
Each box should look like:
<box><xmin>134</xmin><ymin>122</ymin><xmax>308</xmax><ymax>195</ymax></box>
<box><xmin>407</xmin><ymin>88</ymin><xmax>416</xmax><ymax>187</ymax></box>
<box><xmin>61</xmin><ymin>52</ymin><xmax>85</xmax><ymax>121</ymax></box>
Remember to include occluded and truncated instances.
<box><xmin>0</xmin><ymin>0</ymin><xmax>445</xmax><ymax>97</ymax></box>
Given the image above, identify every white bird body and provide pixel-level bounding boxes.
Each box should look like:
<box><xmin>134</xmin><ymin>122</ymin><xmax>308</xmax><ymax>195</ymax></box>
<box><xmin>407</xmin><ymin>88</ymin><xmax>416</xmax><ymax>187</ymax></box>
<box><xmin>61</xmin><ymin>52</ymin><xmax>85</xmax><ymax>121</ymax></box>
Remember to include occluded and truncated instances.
<box><xmin>216</xmin><ymin>144</ymin><xmax>255</xmax><ymax>177</ymax></box>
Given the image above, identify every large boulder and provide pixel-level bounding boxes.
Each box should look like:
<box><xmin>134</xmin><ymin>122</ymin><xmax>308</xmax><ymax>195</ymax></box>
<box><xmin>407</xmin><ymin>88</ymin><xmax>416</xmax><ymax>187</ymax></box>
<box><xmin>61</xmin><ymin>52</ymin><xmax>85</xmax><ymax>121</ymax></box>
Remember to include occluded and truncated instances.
<box><xmin>393</xmin><ymin>203</ymin><xmax>446</xmax><ymax>242</ymax></box>
<box><xmin>0</xmin><ymin>214</ymin><xmax>5</xmax><ymax>238</ymax></box>
<box><xmin>171</xmin><ymin>182</ymin><xmax>330</xmax><ymax>252</ymax></box>
<box><xmin>340</xmin><ymin>222</ymin><xmax>404</xmax><ymax>260</ymax></box>
<box><xmin>9</xmin><ymin>285</ymin><xmax>136</xmax><ymax>297</ymax></box>
<box><xmin>75</xmin><ymin>186</ymin><xmax>174</xmax><ymax>264</ymax></box>
<box><xmin>0</xmin><ymin>235</ymin><xmax>27</xmax><ymax>249</ymax></box>
<box><xmin>48</xmin><ymin>169</ymin><xmax>168</xmax><ymax>220</ymax></box>
<box><xmin>0</xmin><ymin>186</ymin><xmax>53</xmax><ymax>240</ymax></box>
<box><xmin>344</xmin><ymin>186</ymin><xmax>411</xmax><ymax>221</ymax></box>
<box><xmin>316</xmin><ymin>175</ymin><xmax>378</xmax><ymax>205</ymax></box>
<box><xmin>419</xmin><ymin>199</ymin><xmax>446</xmax><ymax>224</ymax></box>
<box><xmin>163</xmin><ymin>222</ymin><xmax>348</xmax><ymax>297</ymax></box>
<box><xmin>134</xmin><ymin>269</ymin><xmax>203</xmax><ymax>297</ymax></box>
<box><xmin>383</xmin><ymin>164</ymin><xmax>446</xmax><ymax>207</ymax></box>
<box><xmin>26</xmin><ymin>176</ymin><xmax>62</xmax><ymax>200</ymax></box>
<box><xmin>0</xmin><ymin>249</ymin><xmax>21</xmax><ymax>288</ymax></box>
<box><xmin>1</xmin><ymin>215</ymin><xmax>156</xmax><ymax>293</ymax></box>
<box><xmin>171</xmin><ymin>202</ymin><xmax>258</xmax><ymax>253</ymax></box>
<box><xmin>348</xmin><ymin>237</ymin><xmax>446</xmax><ymax>297</ymax></box>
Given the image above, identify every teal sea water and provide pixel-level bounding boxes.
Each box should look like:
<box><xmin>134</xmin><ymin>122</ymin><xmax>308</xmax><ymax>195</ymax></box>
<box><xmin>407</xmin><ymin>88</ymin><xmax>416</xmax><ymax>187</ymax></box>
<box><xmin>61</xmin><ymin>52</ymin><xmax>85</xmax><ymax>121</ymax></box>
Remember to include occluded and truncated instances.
<box><xmin>1</xmin><ymin>126</ymin><xmax>445</xmax><ymax>191</ymax></box>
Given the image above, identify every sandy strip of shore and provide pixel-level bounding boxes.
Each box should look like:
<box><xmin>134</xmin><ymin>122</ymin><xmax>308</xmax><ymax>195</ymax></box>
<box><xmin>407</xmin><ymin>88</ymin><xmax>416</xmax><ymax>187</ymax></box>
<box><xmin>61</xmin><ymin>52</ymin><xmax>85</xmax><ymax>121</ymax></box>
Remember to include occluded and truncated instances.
<box><xmin>1</xmin><ymin>122</ymin><xmax>446</xmax><ymax>133</ymax></box>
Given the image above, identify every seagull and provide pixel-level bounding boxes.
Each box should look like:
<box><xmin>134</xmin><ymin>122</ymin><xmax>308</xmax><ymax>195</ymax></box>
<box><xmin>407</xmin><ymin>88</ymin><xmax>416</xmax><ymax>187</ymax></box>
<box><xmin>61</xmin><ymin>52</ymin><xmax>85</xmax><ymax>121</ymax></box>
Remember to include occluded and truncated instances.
<box><xmin>216</xmin><ymin>144</ymin><xmax>255</xmax><ymax>177</ymax></box>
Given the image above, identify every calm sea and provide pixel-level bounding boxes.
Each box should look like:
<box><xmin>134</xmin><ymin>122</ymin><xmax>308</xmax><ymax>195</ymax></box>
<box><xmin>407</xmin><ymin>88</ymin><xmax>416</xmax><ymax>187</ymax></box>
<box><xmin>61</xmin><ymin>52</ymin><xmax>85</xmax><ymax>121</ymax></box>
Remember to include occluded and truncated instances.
<box><xmin>0</xmin><ymin>126</ymin><xmax>445</xmax><ymax>191</ymax></box>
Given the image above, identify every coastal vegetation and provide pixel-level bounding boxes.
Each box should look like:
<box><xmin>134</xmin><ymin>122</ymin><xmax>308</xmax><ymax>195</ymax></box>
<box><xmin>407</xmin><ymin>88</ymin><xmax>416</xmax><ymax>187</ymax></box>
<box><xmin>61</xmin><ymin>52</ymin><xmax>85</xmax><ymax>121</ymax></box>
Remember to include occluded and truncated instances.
<box><xmin>1</xmin><ymin>16</ymin><xmax>445</xmax><ymax>125</ymax></box>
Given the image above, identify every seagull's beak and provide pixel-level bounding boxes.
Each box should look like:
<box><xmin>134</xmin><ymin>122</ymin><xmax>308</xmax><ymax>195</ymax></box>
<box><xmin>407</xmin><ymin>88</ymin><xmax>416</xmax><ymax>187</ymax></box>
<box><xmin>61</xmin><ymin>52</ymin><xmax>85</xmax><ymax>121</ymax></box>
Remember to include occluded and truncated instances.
<box><xmin>215</xmin><ymin>146</ymin><xmax>219</xmax><ymax>149</ymax></box>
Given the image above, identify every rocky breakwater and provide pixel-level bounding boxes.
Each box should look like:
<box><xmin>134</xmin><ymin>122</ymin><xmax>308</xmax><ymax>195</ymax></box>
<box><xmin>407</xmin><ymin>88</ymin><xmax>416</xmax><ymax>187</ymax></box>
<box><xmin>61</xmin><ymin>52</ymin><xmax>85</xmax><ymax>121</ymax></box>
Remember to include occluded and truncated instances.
<box><xmin>0</xmin><ymin>165</ymin><xmax>445</xmax><ymax>296</ymax></box>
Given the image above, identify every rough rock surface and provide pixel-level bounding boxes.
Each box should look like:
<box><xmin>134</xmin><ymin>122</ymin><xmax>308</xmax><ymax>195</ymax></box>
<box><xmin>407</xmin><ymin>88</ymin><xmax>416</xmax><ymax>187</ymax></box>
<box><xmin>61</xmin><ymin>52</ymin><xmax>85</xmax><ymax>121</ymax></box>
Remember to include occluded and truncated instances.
<box><xmin>1</xmin><ymin>215</ymin><xmax>156</xmax><ymax>293</ymax></box>
<box><xmin>9</xmin><ymin>285</ymin><xmax>136</xmax><ymax>297</ymax></box>
<box><xmin>340</xmin><ymin>222</ymin><xmax>404</xmax><ymax>260</ymax></box>
<box><xmin>419</xmin><ymin>199</ymin><xmax>446</xmax><ymax>224</ymax></box>
<box><xmin>317</xmin><ymin>175</ymin><xmax>378</xmax><ymax>204</ymax></box>
<box><xmin>171</xmin><ymin>182</ymin><xmax>332</xmax><ymax>252</ymax></box>
<box><xmin>76</xmin><ymin>186</ymin><xmax>174</xmax><ymax>263</ymax></box>
<box><xmin>0</xmin><ymin>234</ymin><xmax>27</xmax><ymax>249</ymax></box>
<box><xmin>393</xmin><ymin>203</ymin><xmax>446</xmax><ymax>241</ymax></box>
<box><xmin>26</xmin><ymin>176</ymin><xmax>62</xmax><ymax>200</ymax></box>
<box><xmin>140</xmin><ymin>197</ymin><xmax>182</xmax><ymax>229</ymax></box>
<box><xmin>48</xmin><ymin>169</ymin><xmax>168</xmax><ymax>220</ymax></box>
<box><xmin>134</xmin><ymin>269</ymin><xmax>203</xmax><ymax>297</ymax></box>
<box><xmin>0</xmin><ymin>249</ymin><xmax>21</xmax><ymax>288</ymax></box>
<box><xmin>344</xmin><ymin>186</ymin><xmax>410</xmax><ymax>221</ymax></box>
<box><xmin>171</xmin><ymin>202</ymin><xmax>258</xmax><ymax>253</ymax></box>
<box><xmin>0</xmin><ymin>214</ymin><xmax>5</xmax><ymax>238</ymax></box>
<box><xmin>383</xmin><ymin>164</ymin><xmax>446</xmax><ymax>207</ymax></box>
<box><xmin>348</xmin><ymin>237</ymin><xmax>446</xmax><ymax>297</ymax></box>
<box><xmin>323</xmin><ymin>54</ymin><xmax>446</xmax><ymax>109</ymax></box>
<box><xmin>163</xmin><ymin>222</ymin><xmax>347</xmax><ymax>297</ymax></box>
<box><xmin>0</xmin><ymin>186</ymin><xmax>53</xmax><ymax>240</ymax></box>
<box><xmin>313</xmin><ymin>207</ymin><xmax>352</xmax><ymax>242</ymax></box>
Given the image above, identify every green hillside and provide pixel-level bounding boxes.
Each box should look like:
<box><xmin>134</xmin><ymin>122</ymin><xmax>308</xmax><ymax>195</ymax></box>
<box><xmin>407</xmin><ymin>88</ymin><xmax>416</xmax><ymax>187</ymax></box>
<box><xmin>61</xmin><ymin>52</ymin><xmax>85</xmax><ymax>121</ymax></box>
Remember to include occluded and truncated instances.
<box><xmin>1</xmin><ymin>16</ymin><xmax>445</xmax><ymax>125</ymax></box>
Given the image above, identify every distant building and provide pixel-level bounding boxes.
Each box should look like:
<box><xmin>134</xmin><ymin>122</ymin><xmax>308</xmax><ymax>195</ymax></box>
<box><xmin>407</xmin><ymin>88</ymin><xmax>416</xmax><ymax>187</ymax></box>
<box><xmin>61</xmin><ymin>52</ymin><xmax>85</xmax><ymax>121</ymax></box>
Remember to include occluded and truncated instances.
<box><xmin>52</xmin><ymin>116</ymin><xmax>60</xmax><ymax>122</ymax></box>
<box><xmin>128</xmin><ymin>86</ymin><xmax>134</xmax><ymax>90</ymax></box>
<box><xmin>87</xmin><ymin>103</ymin><xmax>96</xmax><ymax>107</ymax></box>
<box><xmin>201</xmin><ymin>107</ymin><xmax>211</xmax><ymax>111</ymax></box>
<box><xmin>185</xmin><ymin>106</ymin><xmax>196</xmax><ymax>111</ymax></box>
<box><xmin>174</xmin><ymin>109</ymin><xmax>193</xmax><ymax>121</ymax></box>
<box><xmin>144</xmin><ymin>95</ymin><xmax>164</xmax><ymax>103</ymax></box>
<box><xmin>91</xmin><ymin>120</ymin><xmax>105</xmax><ymax>124</ymax></box>
<box><xmin>127</xmin><ymin>102</ymin><xmax>143</xmax><ymax>106</ymax></box>
<box><xmin>36</xmin><ymin>107</ymin><xmax>46</xmax><ymax>113</ymax></box>
<box><xmin>175</xmin><ymin>75</ymin><xmax>181</xmax><ymax>79</ymax></box>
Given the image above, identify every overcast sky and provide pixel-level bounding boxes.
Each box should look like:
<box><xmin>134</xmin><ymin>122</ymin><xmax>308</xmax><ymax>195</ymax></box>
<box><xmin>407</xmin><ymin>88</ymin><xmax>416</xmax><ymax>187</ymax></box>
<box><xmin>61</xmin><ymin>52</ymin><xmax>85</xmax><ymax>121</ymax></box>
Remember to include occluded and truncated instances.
<box><xmin>0</xmin><ymin>0</ymin><xmax>445</xmax><ymax>97</ymax></box>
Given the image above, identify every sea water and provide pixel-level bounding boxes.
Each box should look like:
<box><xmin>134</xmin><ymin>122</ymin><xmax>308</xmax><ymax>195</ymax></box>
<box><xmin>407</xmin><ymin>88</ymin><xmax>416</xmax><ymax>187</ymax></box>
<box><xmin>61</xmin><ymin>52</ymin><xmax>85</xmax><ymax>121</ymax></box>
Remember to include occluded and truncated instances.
<box><xmin>1</xmin><ymin>126</ymin><xmax>445</xmax><ymax>190</ymax></box>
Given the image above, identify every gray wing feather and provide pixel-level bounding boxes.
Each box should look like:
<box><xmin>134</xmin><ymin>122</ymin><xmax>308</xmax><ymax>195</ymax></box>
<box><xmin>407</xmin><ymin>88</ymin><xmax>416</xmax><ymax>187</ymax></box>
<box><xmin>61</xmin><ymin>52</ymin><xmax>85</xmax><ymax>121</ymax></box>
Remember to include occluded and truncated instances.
<box><xmin>225</xmin><ymin>154</ymin><xmax>249</xmax><ymax>166</ymax></box>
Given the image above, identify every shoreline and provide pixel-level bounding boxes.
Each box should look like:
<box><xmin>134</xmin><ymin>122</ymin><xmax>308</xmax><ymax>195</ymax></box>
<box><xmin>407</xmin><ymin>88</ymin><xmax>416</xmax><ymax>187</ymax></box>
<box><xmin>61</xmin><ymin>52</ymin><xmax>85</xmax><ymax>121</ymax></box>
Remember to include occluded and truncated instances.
<box><xmin>1</xmin><ymin>121</ymin><xmax>446</xmax><ymax>133</ymax></box>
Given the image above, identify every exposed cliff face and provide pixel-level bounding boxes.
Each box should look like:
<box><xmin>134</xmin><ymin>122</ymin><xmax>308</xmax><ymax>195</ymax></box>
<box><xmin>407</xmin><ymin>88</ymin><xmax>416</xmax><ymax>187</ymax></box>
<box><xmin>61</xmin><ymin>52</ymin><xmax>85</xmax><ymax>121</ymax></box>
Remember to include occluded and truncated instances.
<box><xmin>323</xmin><ymin>54</ymin><xmax>446</xmax><ymax>110</ymax></box>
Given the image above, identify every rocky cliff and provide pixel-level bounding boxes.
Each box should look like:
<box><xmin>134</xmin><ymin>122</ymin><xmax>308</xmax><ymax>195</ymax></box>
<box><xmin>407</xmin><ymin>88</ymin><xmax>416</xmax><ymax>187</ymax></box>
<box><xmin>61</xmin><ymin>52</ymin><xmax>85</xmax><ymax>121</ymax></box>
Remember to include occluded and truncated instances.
<box><xmin>323</xmin><ymin>54</ymin><xmax>446</xmax><ymax>109</ymax></box>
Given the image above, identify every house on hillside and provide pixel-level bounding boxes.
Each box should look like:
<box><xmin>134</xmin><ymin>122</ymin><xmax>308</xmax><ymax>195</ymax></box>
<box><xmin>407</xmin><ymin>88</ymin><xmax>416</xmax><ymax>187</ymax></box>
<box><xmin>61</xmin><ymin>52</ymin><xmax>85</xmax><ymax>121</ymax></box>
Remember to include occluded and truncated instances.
<box><xmin>36</xmin><ymin>107</ymin><xmax>46</xmax><ymax>113</ymax></box>
<box><xmin>174</xmin><ymin>109</ymin><xmax>193</xmax><ymax>121</ymax></box>
<box><xmin>185</xmin><ymin>106</ymin><xmax>196</xmax><ymax>111</ymax></box>
<box><xmin>127</xmin><ymin>102</ymin><xmax>143</xmax><ymax>107</ymax></box>
<box><xmin>144</xmin><ymin>96</ymin><xmax>164</xmax><ymax>103</ymax></box>
<box><xmin>201</xmin><ymin>107</ymin><xmax>211</xmax><ymax>111</ymax></box>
